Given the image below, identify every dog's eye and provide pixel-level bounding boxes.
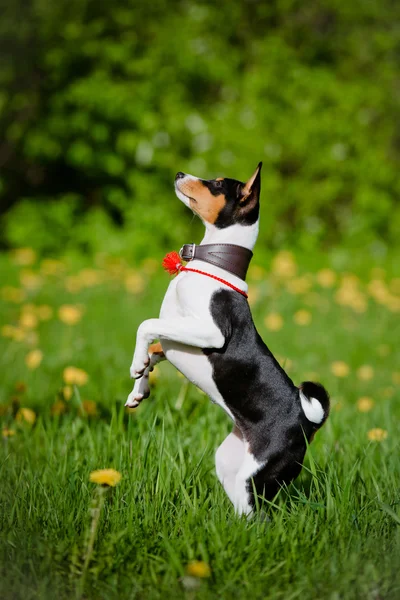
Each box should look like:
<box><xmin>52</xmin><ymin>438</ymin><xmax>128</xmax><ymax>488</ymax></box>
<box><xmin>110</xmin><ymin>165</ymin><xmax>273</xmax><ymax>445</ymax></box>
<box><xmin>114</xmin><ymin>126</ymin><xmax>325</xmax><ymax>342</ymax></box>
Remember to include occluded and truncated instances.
<box><xmin>214</xmin><ymin>180</ymin><xmax>223</xmax><ymax>189</ymax></box>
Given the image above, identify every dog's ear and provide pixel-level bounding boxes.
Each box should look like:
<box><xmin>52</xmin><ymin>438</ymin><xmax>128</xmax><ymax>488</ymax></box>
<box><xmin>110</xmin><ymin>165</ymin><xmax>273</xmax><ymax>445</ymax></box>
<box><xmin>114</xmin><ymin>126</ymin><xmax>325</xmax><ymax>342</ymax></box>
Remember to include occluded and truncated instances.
<box><xmin>240</xmin><ymin>162</ymin><xmax>262</xmax><ymax>206</ymax></box>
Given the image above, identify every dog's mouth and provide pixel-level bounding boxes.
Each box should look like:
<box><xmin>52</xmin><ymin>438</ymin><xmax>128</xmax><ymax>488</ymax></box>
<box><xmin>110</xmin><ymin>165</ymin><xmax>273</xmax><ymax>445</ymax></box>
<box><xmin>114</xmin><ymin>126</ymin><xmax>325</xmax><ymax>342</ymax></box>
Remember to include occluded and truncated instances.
<box><xmin>174</xmin><ymin>181</ymin><xmax>197</xmax><ymax>204</ymax></box>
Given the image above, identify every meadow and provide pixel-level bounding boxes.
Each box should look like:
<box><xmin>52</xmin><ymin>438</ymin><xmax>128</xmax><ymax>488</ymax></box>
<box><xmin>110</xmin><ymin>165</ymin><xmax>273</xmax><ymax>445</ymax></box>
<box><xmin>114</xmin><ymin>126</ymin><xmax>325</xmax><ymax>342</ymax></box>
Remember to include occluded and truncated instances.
<box><xmin>0</xmin><ymin>246</ymin><xmax>399</xmax><ymax>600</ymax></box>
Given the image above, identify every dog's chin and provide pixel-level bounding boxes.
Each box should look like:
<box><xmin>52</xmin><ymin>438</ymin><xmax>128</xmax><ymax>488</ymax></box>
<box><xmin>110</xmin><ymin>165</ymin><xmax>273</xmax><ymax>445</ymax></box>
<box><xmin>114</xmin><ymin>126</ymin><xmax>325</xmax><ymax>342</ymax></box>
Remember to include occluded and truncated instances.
<box><xmin>174</xmin><ymin>184</ymin><xmax>193</xmax><ymax>208</ymax></box>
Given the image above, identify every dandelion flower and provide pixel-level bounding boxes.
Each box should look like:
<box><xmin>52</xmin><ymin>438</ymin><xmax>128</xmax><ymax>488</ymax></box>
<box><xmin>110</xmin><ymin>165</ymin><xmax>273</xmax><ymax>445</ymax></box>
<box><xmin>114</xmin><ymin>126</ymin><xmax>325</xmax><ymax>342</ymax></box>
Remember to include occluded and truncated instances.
<box><xmin>2</xmin><ymin>428</ymin><xmax>16</xmax><ymax>438</ymax></box>
<box><xmin>37</xmin><ymin>305</ymin><xmax>53</xmax><ymax>321</ymax></box>
<box><xmin>63</xmin><ymin>385</ymin><xmax>73</xmax><ymax>401</ymax></box>
<box><xmin>271</xmin><ymin>250</ymin><xmax>297</xmax><ymax>278</ymax></box>
<box><xmin>81</xmin><ymin>400</ymin><xmax>97</xmax><ymax>416</ymax></box>
<box><xmin>51</xmin><ymin>400</ymin><xmax>67</xmax><ymax>416</ymax></box>
<box><xmin>357</xmin><ymin>397</ymin><xmax>374</xmax><ymax>412</ymax></box>
<box><xmin>264</xmin><ymin>312</ymin><xmax>284</xmax><ymax>331</ymax></box>
<box><xmin>331</xmin><ymin>361</ymin><xmax>350</xmax><ymax>378</ymax></box>
<box><xmin>286</xmin><ymin>276</ymin><xmax>312</xmax><ymax>295</ymax></box>
<box><xmin>1</xmin><ymin>286</ymin><xmax>26</xmax><ymax>303</ymax></box>
<box><xmin>58</xmin><ymin>304</ymin><xmax>83</xmax><ymax>325</ymax></box>
<box><xmin>20</xmin><ymin>312</ymin><xmax>38</xmax><ymax>330</ymax></box>
<box><xmin>63</xmin><ymin>366</ymin><xmax>88</xmax><ymax>386</ymax></box>
<box><xmin>367</xmin><ymin>428</ymin><xmax>388</xmax><ymax>442</ymax></box>
<box><xmin>186</xmin><ymin>561</ymin><xmax>211</xmax><ymax>579</ymax></box>
<box><xmin>65</xmin><ymin>275</ymin><xmax>82</xmax><ymax>293</ymax></box>
<box><xmin>357</xmin><ymin>365</ymin><xmax>374</xmax><ymax>381</ymax></box>
<box><xmin>16</xmin><ymin>407</ymin><xmax>36</xmax><ymax>425</ymax></box>
<box><xmin>392</xmin><ymin>372</ymin><xmax>400</xmax><ymax>385</ymax></box>
<box><xmin>293</xmin><ymin>309</ymin><xmax>312</xmax><ymax>326</ymax></box>
<box><xmin>12</xmin><ymin>247</ymin><xmax>37</xmax><ymax>266</ymax></box>
<box><xmin>89</xmin><ymin>469</ymin><xmax>122</xmax><ymax>487</ymax></box>
<box><xmin>2</xmin><ymin>325</ymin><xmax>25</xmax><ymax>341</ymax></box>
<box><xmin>248</xmin><ymin>264</ymin><xmax>266</xmax><ymax>281</ymax></box>
<box><xmin>125</xmin><ymin>272</ymin><xmax>145</xmax><ymax>294</ymax></box>
<box><xmin>25</xmin><ymin>349</ymin><xmax>43</xmax><ymax>370</ymax></box>
<box><xmin>20</xmin><ymin>270</ymin><xmax>42</xmax><ymax>290</ymax></box>
<box><xmin>247</xmin><ymin>285</ymin><xmax>260</xmax><ymax>306</ymax></box>
<box><xmin>40</xmin><ymin>258</ymin><xmax>65</xmax><ymax>275</ymax></box>
<box><xmin>316</xmin><ymin>268</ymin><xmax>337</xmax><ymax>288</ymax></box>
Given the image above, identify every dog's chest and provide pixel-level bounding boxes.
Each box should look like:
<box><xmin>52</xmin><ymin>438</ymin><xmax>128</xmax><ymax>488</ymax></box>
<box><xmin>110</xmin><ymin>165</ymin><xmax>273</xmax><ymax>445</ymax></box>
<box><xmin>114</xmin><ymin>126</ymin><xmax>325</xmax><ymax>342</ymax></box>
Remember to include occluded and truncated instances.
<box><xmin>158</xmin><ymin>274</ymin><xmax>235</xmax><ymax>421</ymax></box>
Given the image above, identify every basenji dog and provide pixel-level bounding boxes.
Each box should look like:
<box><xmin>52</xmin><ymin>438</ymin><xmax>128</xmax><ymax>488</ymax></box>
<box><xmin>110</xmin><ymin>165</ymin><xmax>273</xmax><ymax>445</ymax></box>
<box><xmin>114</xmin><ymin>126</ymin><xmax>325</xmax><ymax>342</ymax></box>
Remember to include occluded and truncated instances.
<box><xmin>126</xmin><ymin>163</ymin><xmax>330</xmax><ymax>515</ymax></box>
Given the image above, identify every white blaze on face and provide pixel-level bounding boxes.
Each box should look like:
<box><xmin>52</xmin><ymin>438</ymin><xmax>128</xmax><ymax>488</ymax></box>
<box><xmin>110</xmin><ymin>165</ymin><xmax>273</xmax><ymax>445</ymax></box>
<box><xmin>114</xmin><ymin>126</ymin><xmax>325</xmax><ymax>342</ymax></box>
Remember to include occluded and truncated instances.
<box><xmin>299</xmin><ymin>390</ymin><xmax>324</xmax><ymax>424</ymax></box>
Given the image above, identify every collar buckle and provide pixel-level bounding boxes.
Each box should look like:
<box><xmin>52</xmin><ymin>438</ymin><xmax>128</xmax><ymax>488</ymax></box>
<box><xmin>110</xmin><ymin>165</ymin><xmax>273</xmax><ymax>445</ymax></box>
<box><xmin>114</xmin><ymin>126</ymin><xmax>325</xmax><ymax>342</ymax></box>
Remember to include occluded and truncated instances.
<box><xmin>179</xmin><ymin>243</ymin><xmax>196</xmax><ymax>261</ymax></box>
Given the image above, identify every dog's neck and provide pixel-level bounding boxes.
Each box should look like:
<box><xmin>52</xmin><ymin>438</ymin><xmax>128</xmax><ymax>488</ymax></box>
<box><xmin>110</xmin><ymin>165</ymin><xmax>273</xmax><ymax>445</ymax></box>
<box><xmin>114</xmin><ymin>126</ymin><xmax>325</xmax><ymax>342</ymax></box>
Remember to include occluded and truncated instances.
<box><xmin>200</xmin><ymin>221</ymin><xmax>259</xmax><ymax>251</ymax></box>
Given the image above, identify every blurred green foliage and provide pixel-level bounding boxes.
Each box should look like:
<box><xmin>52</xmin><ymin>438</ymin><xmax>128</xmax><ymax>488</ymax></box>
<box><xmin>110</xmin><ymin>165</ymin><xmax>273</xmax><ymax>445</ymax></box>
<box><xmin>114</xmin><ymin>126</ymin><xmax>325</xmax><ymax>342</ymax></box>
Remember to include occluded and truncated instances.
<box><xmin>1</xmin><ymin>0</ymin><xmax>400</xmax><ymax>257</ymax></box>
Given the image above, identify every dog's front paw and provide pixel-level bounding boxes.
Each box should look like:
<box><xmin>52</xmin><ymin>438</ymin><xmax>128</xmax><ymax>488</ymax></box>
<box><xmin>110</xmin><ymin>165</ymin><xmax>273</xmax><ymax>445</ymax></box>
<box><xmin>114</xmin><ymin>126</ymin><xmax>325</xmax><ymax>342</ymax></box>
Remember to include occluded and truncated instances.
<box><xmin>130</xmin><ymin>355</ymin><xmax>150</xmax><ymax>379</ymax></box>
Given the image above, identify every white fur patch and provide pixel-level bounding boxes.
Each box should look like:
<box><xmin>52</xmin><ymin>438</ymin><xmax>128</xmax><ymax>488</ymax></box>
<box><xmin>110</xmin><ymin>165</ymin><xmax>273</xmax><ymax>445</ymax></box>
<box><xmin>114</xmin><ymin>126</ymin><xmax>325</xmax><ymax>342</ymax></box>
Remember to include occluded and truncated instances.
<box><xmin>299</xmin><ymin>390</ymin><xmax>324</xmax><ymax>424</ymax></box>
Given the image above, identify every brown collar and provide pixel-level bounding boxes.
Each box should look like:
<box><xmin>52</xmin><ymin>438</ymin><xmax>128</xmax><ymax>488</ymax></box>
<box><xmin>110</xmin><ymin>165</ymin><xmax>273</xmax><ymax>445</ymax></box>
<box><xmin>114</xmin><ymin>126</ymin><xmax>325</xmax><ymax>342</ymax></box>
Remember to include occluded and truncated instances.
<box><xmin>179</xmin><ymin>243</ymin><xmax>253</xmax><ymax>281</ymax></box>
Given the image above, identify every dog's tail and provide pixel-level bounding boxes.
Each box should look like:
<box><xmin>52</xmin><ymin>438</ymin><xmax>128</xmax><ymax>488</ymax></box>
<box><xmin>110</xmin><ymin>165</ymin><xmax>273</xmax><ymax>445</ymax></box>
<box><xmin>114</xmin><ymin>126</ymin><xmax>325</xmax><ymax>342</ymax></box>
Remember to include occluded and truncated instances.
<box><xmin>298</xmin><ymin>381</ymin><xmax>330</xmax><ymax>428</ymax></box>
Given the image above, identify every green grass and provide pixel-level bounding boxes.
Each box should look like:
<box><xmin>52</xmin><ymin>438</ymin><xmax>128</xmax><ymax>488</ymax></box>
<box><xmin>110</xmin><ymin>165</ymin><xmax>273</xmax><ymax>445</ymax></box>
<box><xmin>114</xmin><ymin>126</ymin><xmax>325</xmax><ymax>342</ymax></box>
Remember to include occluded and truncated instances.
<box><xmin>0</xmin><ymin>249</ymin><xmax>399</xmax><ymax>600</ymax></box>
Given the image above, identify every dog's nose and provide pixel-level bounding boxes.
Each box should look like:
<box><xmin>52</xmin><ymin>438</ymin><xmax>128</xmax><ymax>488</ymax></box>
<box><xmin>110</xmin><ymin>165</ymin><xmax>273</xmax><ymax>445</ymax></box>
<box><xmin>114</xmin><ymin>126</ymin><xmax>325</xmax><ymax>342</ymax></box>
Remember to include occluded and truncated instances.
<box><xmin>175</xmin><ymin>172</ymin><xmax>185</xmax><ymax>180</ymax></box>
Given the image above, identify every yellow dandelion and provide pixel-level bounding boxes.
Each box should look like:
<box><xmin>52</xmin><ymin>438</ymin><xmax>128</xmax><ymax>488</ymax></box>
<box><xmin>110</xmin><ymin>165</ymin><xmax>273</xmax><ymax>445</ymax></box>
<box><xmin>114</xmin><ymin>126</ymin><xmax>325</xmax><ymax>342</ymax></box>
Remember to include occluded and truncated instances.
<box><xmin>12</xmin><ymin>247</ymin><xmax>37</xmax><ymax>266</ymax></box>
<box><xmin>271</xmin><ymin>250</ymin><xmax>297</xmax><ymax>278</ymax></box>
<box><xmin>25</xmin><ymin>349</ymin><xmax>43</xmax><ymax>370</ymax></box>
<box><xmin>248</xmin><ymin>264</ymin><xmax>266</xmax><ymax>281</ymax></box>
<box><xmin>2</xmin><ymin>428</ymin><xmax>16</xmax><ymax>438</ymax></box>
<box><xmin>58</xmin><ymin>304</ymin><xmax>84</xmax><ymax>325</ymax></box>
<box><xmin>247</xmin><ymin>285</ymin><xmax>260</xmax><ymax>306</ymax></box>
<box><xmin>15</xmin><ymin>381</ymin><xmax>27</xmax><ymax>393</ymax></box>
<box><xmin>357</xmin><ymin>397</ymin><xmax>374</xmax><ymax>412</ymax></box>
<box><xmin>357</xmin><ymin>365</ymin><xmax>374</xmax><ymax>381</ymax></box>
<box><xmin>89</xmin><ymin>468</ymin><xmax>122</xmax><ymax>487</ymax></box>
<box><xmin>293</xmin><ymin>309</ymin><xmax>312</xmax><ymax>326</ymax></box>
<box><xmin>20</xmin><ymin>270</ymin><xmax>42</xmax><ymax>290</ymax></box>
<box><xmin>78</xmin><ymin>269</ymin><xmax>103</xmax><ymax>287</ymax></box>
<box><xmin>20</xmin><ymin>312</ymin><xmax>38</xmax><ymax>330</ymax></box>
<box><xmin>37</xmin><ymin>305</ymin><xmax>53</xmax><ymax>321</ymax></box>
<box><xmin>1</xmin><ymin>325</ymin><xmax>25</xmax><ymax>341</ymax></box>
<box><xmin>51</xmin><ymin>400</ymin><xmax>67</xmax><ymax>416</ymax></box>
<box><xmin>40</xmin><ymin>258</ymin><xmax>66</xmax><ymax>276</ymax></box>
<box><xmin>389</xmin><ymin>278</ymin><xmax>400</xmax><ymax>295</ymax></box>
<box><xmin>286</xmin><ymin>276</ymin><xmax>312</xmax><ymax>295</ymax></box>
<box><xmin>186</xmin><ymin>561</ymin><xmax>211</xmax><ymax>579</ymax></box>
<box><xmin>367</xmin><ymin>428</ymin><xmax>388</xmax><ymax>442</ymax></box>
<box><xmin>331</xmin><ymin>361</ymin><xmax>350</xmax><ymax>378</ymax></box>
<box><xmin>63</xmin><ymin>366</ymin><xmax>89</xmax><ymax>386</ymax></box>
<box><xmin>264</xmin><ymin>312</ymin><xmax>284</xmax><ymax>331</ymax></box>
<box><xmin>316</xmin><ymin>268</ymin><xmax>337</xmax><ymax>288</ymax></box>
<box><xmin>16</xmin><ymin>407</ymin><xmax>36</xmax><ymax>425</ymax></box>
<box><xmin>1</xmin><ymin>286</ymin><xmax>26</xmax><ymax>303</ymax></box>
<box><xmin>392</xmin><ymin>372</ymin><xmax>400</xmax><ymax>385</ymax></box>
<box><xmin>377</xmin><ymin>344</ymin><xmax>390</xmax><ymax>357</ymax></box>
<box><xmin>65</xmin><ymin>275</ymin><xmax>82</xmax><ymax>293</ymax></box>
<box><xmin>387</xmin><ymin>296</ymin><xmax>400</xmax><ymax>312</ymax></box>
<box><xmin>81</xmin><ymin>400</ymin><xmax>97</xmax><ymax>416</ymax></box>
<box><xmin>63</xmin><ymin>385</ymin><xmax>73</xmax><ymax>401</ymax></box>
<box><xmin>141</xmin><ymin>257</ymin><xmax>159</xmax><ymax>275</ymax></box>
<box><xmin>125</xmin><ymin>272</ymin><xmax>145</xmax><ymax>294</ymax></box>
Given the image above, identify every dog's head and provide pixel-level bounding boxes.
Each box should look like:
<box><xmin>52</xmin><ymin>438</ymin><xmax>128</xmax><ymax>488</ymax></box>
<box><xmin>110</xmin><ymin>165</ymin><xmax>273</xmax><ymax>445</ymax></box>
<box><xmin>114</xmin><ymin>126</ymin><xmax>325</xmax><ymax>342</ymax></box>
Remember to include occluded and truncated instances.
<box><xmin>174</xmin><ymin>163</ymin><xmax>262</xmax><ymax>229</ymax></box>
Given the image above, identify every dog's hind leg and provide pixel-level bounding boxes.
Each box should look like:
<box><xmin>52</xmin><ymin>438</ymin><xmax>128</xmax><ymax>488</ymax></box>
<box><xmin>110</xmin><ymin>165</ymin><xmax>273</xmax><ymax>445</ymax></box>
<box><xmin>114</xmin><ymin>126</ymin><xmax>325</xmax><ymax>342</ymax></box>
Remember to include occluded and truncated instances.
<box><xmin>215</xmin><ymin>427</ymin><xmax>246</xmax><ymax>508</ymax></box>
<box><xmin>126</xmin><ymin>343</ymin><xmax>165</xmax><ymax>408</ymax></box>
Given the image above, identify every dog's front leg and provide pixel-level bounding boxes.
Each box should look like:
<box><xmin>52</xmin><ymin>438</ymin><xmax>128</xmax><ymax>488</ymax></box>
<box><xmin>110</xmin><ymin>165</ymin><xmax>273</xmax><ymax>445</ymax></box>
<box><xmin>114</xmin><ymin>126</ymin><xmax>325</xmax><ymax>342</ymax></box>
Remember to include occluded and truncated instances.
<box><xmin>130</xmin><ymin>317</ymin><xmax>224</xmax><ymax>379</ymax></box>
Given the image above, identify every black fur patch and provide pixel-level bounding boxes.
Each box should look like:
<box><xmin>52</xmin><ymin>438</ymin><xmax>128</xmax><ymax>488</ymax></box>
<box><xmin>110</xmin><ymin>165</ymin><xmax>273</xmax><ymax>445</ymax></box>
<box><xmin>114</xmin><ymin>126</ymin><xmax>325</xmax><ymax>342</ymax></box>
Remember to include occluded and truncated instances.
<box><xmin>204</xmin><ymin>289</ymin><xmax>329</xmax><ymax>506</ymax></box>
<box><xmin>201</xmin><ymin>176</ymin><xmax>260</xmax><ymax>228</ymax></box>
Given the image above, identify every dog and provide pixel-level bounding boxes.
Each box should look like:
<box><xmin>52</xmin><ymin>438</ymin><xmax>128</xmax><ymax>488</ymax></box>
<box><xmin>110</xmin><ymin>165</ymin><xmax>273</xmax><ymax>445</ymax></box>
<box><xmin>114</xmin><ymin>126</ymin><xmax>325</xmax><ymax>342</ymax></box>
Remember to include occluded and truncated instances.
<box><xmin>126</xmin><ymin>163</ymin><xmax>330</xmax><ymax>515</ymax></box>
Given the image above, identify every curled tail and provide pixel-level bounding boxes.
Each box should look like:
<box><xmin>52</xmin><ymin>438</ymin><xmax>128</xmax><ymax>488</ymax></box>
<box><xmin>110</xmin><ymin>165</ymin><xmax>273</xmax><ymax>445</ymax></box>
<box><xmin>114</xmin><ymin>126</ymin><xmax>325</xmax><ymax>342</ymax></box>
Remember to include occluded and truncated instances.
<box><xmin>299</xmin><ymin>381</ymin><xmax>330</xmax><ymax>427</ymax></box>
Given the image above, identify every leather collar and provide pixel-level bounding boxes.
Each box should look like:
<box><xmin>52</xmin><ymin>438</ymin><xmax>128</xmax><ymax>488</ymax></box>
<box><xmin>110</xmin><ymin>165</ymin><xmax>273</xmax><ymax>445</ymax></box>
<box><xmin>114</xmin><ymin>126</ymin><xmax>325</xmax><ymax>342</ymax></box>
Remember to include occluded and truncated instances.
<box><xmin>179</xmin><ymin>243</ymin><xmax>253</xmax><ymax>281</ymax></box>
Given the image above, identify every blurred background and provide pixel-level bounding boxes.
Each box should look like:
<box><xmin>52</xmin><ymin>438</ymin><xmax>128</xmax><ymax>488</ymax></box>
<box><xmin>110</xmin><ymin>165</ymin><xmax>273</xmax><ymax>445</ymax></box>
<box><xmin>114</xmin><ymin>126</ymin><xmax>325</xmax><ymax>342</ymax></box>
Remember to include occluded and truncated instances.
<box><xmin>1</xmin><ymin>0</ymin><xmax>400</xmax><ymax>261</ymax></box>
